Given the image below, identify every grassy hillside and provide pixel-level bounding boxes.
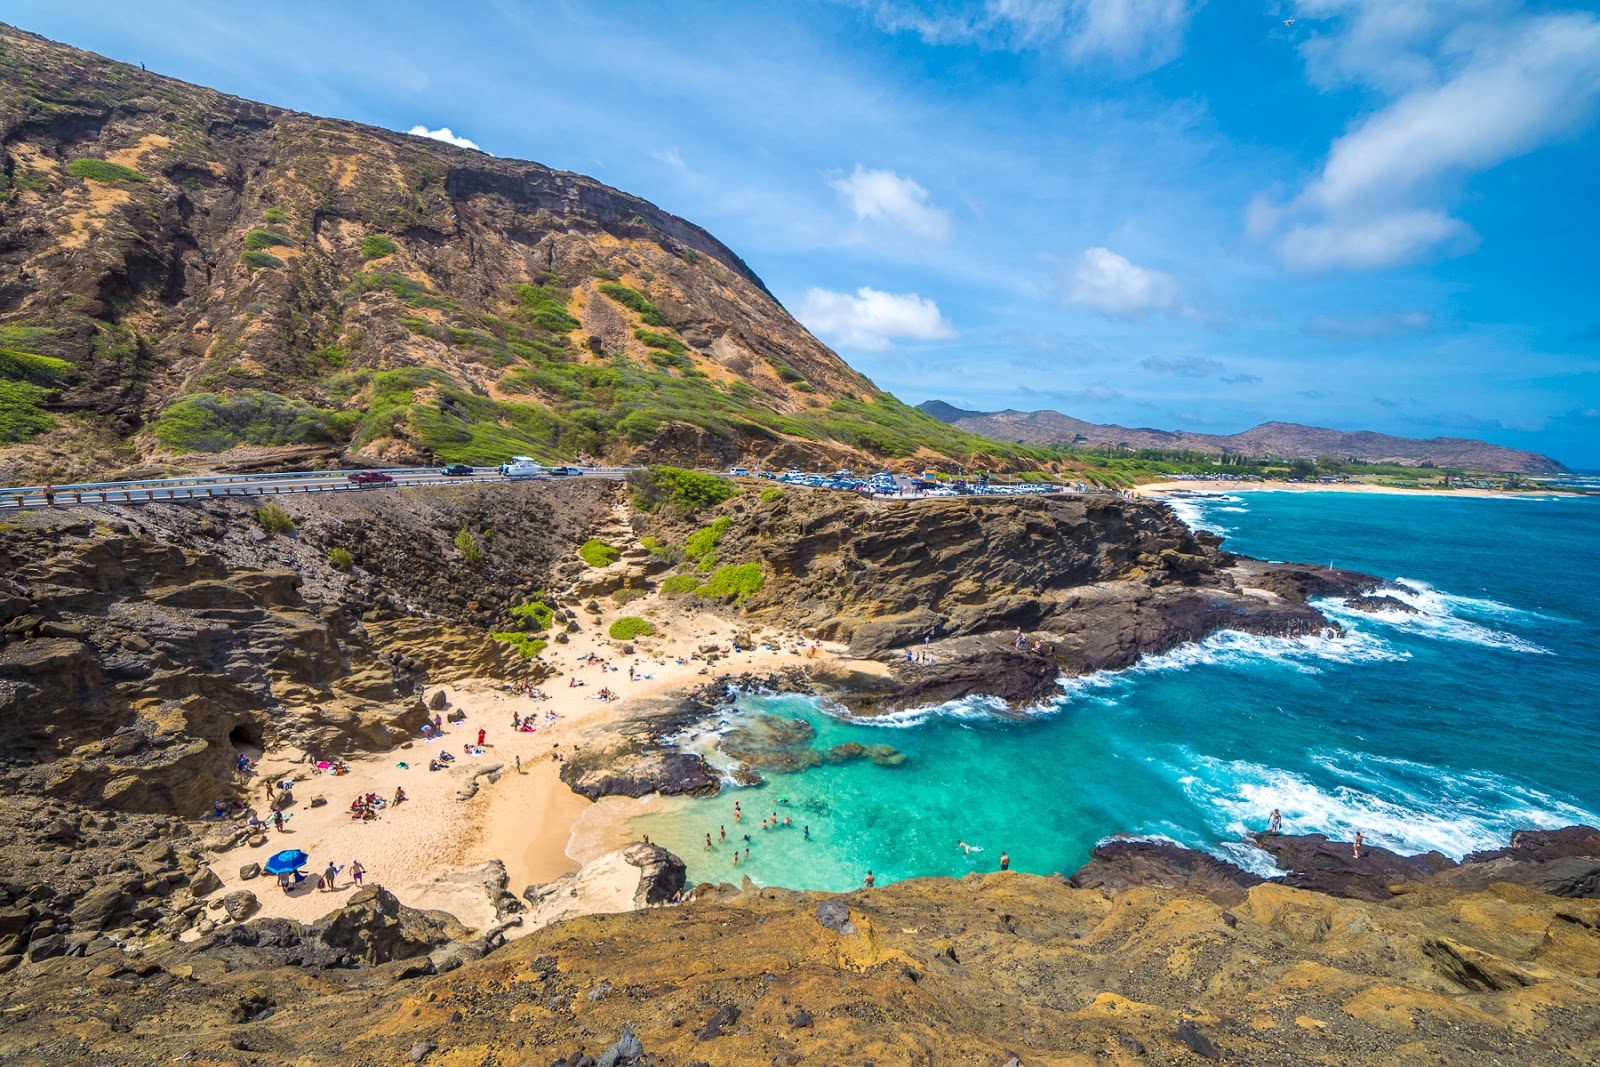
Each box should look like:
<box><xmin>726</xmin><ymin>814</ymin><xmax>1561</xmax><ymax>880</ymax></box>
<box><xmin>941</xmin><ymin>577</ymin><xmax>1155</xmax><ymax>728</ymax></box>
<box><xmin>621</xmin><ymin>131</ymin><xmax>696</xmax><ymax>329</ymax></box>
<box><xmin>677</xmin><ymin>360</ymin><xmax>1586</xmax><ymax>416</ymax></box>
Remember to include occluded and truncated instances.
<box><xmin>0</xmin><ymin>25</ymin><xmax>1052</xmax><ymax>482</ymax></box>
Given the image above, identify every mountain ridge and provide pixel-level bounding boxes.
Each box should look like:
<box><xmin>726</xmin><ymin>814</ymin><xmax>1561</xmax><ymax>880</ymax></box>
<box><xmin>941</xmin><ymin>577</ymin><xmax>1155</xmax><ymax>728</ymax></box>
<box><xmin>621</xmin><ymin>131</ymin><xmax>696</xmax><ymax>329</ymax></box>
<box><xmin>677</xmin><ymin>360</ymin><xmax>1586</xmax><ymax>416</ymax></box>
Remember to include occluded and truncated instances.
<box><xmin>918</xmin><ymin>401</ymin><xmax>1567</xmax><ymax>474</ymax></box>
<box><xmin>0</xmin><ymin>25</ymin><xmax>1041</xmax><ymax>483</ymax></box>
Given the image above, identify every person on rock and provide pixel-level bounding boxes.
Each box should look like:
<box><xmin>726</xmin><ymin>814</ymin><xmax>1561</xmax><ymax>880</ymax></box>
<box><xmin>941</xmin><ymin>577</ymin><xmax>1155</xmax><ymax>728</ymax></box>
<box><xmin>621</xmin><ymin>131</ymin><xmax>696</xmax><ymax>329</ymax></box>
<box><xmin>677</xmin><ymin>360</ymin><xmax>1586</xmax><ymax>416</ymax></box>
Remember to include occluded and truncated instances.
<box><xmin>999</xmin><ymin>851</ymin><xmax>1010</xmax><ymax>871</ymax></box>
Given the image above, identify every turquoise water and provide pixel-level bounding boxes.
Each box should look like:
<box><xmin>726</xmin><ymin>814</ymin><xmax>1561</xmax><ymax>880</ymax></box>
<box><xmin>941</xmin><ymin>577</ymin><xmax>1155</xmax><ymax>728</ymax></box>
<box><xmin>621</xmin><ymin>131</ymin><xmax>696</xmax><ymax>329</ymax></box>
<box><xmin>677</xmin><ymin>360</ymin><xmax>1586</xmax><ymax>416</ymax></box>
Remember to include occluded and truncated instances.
<box><xmin>631</xmin><ymin>490</ymin><xmax>1600</xmax><ymax>892</ymax></box>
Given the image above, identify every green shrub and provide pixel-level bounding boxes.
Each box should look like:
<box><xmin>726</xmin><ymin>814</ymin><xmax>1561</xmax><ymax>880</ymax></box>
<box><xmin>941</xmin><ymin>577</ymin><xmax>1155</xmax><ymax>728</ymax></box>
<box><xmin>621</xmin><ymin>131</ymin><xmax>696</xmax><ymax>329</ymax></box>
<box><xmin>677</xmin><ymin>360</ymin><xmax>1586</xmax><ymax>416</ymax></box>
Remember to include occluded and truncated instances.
<box><xmin>150</xmin><ymin>392</ymin><xmax>355</xmax><ymax>452</ymax></box>
<box><xmin>641</xmin><ymin>535</ymin><xmax>680</xmax><ymax>563</ymax></box>
<box><xmin>256</xmin><ymin>504</ymin><xmax>294</xmax><ymax>536</ymax></box>
<box><xmin>312</xmin><ymin>344</ymin><xmax>348</xmax><ymax>368</ymax></box>
<box><xmin>760</xmin><ymin>487</ymin><xmax>785</xmax><ymax>503</ymax></box>
<box><xmin>263</xmin><ymin>208</ymin><xmax>288</xmax><ymax>224</ymax></box>
<box><xmin>360</xmin><ymin>234</ymin><xmax>398</xmax><ymax>259</ymax></box>
<box><xmin>659</xmin><ymin>573</ymin><xmax>699</xmax><ymax>595</ymax></box>
<box><xmin>0</xmin><ymin>348</ymin><xmax>71</xmax><ymax>384</ymax></box>
<box><xmin>455</xmin><ymin>525</ymin><xmax>484</xmax><ymax>565</ymax></box>
<box><xmin>240</xmin><ymin>249</ymin><xmax>285</xmax><ymax>270</ymax></box>
<box><xmin>590</xmin><ymin>266</ymin><xmax>621</xmax><ymax>281</ymax></box>
<box><xmin>492</xmin><ymin>632</ymin><xmax>547</xmax><ymax>658</ymax></box>
<box><xmin>579</xmin><ymin>539</ymin><xmax>619</xmax><ymax>567</ymax></box>
<box><xmin>774</xmin><ymin>364</ymin><xmax>804</xmax><ymax>383</ymax></box>
<box><xmin>685</xmin><ymin>516</ymin><xmax>732</xmax><ymax>560</ymax></box>
<box><xmin>597</xmin><ymin>283</ymin><xmax>670</xmax><ymax>327</ymax></box>
<box><xmin>627</xmin><ymin>466</ymin><xmax>736</xmax><ymax>513</ymax></box>
<box><xmin>510</xmin><ymin>600</ymin><xmax>555</xmax><ymax>631</ymax></box>
<box><xmin>513</xmin><ymin>281</ymin><xmax>580</xmax><ymax>333</ymax></box>
<box><xmin>244</xmin><ymin>229</ymin><xmax>295</xmax><ymax>250</ymax></box>
<box><xmin>697</xmin><ymin>563</ymin><xmax>764</xmax><ymax>602</ymax></box>
<box><xmin>66</xmin><ymin>158</ymin><xmax>147</xmax><ymax>183</ymax></box>
<box><xmin>0</xmin><ymin>380</ymin><xmax>53</xmax><ymax>442</ymax></box>
<box><xmin>327</xmin><ymin>547</ymin><xmax>354</xmax><ymax>570</ymax></box>
<box><xmin>695</xmin><ymin>551</ymin><xmax>717</xmax><ymax>573</ymax></box>
<box><xmin>608</xmin><ymin>616</ymin><xmax>655</xmax><ymax>640</ymax></box>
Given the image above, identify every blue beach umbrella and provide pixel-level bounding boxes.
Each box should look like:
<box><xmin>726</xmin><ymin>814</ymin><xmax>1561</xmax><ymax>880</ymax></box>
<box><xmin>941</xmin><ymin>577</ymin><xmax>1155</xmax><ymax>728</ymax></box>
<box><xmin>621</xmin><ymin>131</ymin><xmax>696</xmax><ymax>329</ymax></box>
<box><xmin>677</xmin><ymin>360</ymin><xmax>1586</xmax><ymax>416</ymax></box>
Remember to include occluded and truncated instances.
<box><xmin>263</xmin><ymin>849</ymin><xmax>309</xmax><ymax>875</ymax></box>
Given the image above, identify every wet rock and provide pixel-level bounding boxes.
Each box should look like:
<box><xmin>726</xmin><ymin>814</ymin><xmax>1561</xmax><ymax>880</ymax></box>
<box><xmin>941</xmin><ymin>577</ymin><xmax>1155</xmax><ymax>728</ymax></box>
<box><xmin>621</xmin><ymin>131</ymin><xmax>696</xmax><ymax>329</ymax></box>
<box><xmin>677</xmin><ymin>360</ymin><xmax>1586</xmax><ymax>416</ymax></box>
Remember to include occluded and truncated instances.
<box><xmin>1070</xmin><ymin>840</ymin><xmax>1264</xmax><ymax>906</ymax></box>
<box><xmin>561</xmin><ymin>750</ymin><xmax>718</xmax><ymax>800</ymax></box>
<box><xmin>1343</xmin><ymin>595</ymin><xmax>1419</xmax><ymax>614</ymax></box>
<box><xmin>1252</xmin><ymin>833</ymin><xmax>1456</xmax><ymax>901</ymax></box>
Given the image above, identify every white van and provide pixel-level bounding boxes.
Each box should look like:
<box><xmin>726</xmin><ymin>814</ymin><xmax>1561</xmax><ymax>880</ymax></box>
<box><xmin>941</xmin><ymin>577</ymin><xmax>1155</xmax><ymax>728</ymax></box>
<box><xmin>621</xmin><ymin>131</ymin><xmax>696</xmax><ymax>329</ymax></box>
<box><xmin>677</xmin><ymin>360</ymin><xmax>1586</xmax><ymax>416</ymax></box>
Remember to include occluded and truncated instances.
<box><xmin>501</xmin><ymin>456</ymin><xmax>546</xmax><ymax>479</ymax></box>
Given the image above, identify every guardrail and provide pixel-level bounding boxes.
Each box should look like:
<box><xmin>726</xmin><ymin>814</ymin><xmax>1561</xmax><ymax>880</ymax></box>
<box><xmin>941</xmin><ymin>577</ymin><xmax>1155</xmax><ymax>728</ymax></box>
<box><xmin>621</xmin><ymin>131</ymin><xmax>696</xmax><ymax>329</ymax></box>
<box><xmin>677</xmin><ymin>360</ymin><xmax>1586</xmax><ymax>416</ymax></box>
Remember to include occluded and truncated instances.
<box><xmin>0</xmin><ymin>466</ymin><xmax>641</xmax><ymax>509</ymax></box>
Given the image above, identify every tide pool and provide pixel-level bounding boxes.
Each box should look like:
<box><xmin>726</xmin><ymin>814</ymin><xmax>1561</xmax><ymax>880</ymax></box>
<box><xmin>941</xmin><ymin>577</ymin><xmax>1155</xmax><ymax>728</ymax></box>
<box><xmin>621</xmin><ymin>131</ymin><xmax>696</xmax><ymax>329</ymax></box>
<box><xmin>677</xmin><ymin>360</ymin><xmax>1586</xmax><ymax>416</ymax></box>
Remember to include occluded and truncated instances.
<box><xmin>630</xmin><ymin>490</ymin><xmax>1600</xmax><ymax>892</ymax></box>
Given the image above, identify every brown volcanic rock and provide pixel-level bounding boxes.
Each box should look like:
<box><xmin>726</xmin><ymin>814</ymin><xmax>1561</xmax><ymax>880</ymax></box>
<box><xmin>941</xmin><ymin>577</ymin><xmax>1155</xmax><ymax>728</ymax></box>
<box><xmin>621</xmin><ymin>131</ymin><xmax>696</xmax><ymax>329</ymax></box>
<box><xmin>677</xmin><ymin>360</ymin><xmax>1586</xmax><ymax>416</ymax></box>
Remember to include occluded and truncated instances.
<box><xmin>1250</xmin><ymin>832</ymin><xmax>1458</xmax><ymax>901</ymax></box>
<box><xmin>4</xmin><ymin>868</ymin><xmax>1599</xmax><ymax>1066</ymax></box>
<box><xmin>1070</xmin><ymin>839</ymin><xmax>1266</xmax><ymax>906</ymax></box>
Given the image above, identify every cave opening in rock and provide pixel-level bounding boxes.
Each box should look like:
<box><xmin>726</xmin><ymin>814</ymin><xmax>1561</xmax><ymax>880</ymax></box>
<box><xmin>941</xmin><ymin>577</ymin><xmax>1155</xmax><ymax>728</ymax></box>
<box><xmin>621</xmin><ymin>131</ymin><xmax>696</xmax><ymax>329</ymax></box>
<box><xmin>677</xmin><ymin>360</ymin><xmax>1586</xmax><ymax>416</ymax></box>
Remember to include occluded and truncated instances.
<box><xmin>229</xmin><ymin>723</ymin><xmax>262</xmax><ymax>749</ymax></box>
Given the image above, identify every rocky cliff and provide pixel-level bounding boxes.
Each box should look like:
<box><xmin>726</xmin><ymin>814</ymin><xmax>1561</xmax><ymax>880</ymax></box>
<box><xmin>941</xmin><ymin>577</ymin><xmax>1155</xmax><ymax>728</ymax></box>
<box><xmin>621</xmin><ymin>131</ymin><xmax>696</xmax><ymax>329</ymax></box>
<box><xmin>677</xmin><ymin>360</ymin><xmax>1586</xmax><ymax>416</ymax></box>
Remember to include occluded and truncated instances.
<box><xmin>0</xmin><ymin>26</ymin><xmax>1036</xmax><ymax>483</ymax></box>
<box><xmin>3</xmin><ymin>845</ymin><xmax>1598</xmax><ymax>1066</ymax></box>
<box><xmin>635</xmin><ymin>487</ymin><xmax>1365</xmax><ymax>673</ymax></box>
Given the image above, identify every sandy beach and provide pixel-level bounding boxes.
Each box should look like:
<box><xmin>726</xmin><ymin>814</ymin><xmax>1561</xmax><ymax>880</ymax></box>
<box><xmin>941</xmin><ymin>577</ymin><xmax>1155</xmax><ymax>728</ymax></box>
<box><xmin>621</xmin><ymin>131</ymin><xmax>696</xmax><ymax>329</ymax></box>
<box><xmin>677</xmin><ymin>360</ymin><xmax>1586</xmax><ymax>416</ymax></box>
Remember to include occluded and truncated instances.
<box><xmin>1137</xmin><ymin>478</ymin><xmax>1531</xmax><ymax>499</ymax></box>
<box><xmin>201</xmin><ymin>593</ymin><xmax>841</xmax><ymax>931</ymax></box>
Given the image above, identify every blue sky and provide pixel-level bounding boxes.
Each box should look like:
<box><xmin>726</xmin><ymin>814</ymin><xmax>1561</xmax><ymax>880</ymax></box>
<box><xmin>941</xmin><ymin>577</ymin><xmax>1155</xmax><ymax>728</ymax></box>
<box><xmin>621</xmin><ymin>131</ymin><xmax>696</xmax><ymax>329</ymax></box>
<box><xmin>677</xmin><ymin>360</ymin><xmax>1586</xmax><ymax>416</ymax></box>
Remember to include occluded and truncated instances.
<box><xmin>14</xmin><ymin>0</ymin><xmax>1600</xmax><ymax>465</ymax></box>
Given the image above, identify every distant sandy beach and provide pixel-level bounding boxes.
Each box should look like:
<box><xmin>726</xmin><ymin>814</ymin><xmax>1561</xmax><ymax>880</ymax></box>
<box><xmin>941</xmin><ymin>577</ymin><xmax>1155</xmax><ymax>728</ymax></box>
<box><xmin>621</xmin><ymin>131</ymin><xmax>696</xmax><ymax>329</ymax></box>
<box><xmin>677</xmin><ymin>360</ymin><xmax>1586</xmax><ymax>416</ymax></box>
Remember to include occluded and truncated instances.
<box><xmin>1138</xmin><ymin>479</ymin><xmax>1531</xmax><ymax>500</ymax></box>
<box><xmin>200</xmin><ymin>595</ymin><xmax>840</xmax><ymax>932</ymax></box>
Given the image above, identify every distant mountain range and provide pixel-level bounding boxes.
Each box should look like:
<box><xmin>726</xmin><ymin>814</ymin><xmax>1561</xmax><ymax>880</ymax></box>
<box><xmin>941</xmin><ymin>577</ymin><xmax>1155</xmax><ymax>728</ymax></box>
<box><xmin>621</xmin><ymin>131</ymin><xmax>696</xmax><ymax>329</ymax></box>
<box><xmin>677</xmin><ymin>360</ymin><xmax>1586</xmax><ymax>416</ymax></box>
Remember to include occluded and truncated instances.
<box><xmin>917</xmin><ymin>402</ymin><xmax>1567</xmax><ymax>475</ymax></box>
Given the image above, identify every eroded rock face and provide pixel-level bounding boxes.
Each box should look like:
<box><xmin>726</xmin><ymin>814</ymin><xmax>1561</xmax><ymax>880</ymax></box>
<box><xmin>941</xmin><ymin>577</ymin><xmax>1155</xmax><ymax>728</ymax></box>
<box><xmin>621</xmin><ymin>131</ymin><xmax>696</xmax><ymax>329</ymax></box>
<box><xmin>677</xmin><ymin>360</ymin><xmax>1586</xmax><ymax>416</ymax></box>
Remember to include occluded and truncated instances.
<box><xmin>7</xmin><ymin>863</ymin><xmax>1600</xmax><ymax>1066</ymax></box>
<box><xmin>521</xmin><ymin>845</ymin><xmax>685</xmax><ymax>930</ymax></box>
<box><xmin>0</xmin><ymin>515</ymin><xmax>425</xmax><ymax>814</ymax></box>
<box><xmin>560</xmin><ymin>750</ymin><xmax>719</xmax><ymax>801</ymax></box>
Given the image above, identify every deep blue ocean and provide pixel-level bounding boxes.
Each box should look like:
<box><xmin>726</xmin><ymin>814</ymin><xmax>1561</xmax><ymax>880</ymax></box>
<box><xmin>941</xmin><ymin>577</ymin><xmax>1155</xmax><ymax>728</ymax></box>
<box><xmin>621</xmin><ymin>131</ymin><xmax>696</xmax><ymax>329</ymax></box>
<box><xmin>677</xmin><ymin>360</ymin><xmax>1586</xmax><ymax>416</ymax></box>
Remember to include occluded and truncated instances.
<box><xmin>631</xmin><ymin>488</ymin><xmax>1600</xmax><ymax>891</ymax></box>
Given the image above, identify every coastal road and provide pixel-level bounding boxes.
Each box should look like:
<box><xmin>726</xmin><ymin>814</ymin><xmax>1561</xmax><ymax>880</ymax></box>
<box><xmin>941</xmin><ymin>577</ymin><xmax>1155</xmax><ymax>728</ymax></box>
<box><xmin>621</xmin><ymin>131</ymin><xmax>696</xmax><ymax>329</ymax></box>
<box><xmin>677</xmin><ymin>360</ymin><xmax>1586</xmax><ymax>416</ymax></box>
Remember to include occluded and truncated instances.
<box><xmin>0</xmin><ymin>466</ymin><xmax>636</xmax><ymax>509</ymax></box>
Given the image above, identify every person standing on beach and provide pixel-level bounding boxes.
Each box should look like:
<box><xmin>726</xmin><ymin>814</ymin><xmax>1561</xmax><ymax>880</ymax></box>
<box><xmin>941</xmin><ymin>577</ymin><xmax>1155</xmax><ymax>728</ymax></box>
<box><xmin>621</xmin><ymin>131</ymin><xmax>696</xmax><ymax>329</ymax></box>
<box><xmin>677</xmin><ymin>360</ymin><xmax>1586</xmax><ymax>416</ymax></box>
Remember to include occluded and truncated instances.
<box><xmin>477</xmin><ymin>728</ymin><xmax>486</xmax><ymax>747</ymax></box>
<box><xmin>515</xmin><ymin>755</ymin><xmax>521</xmax><ymax>774</ymax></box>
<box><xmin>350</xmin><ymin>859</ymin><xmax>365</xmax><ymax>886</ymax></box>
<box><xmin>323</xmin><ymin>860</ymin><xmax>340</xmax><ymax>890</ymax></box>
<box><xmin>1269</xmin><ymin>808</ymin><xmax>1282</xmax><ymax>834</ymax></box>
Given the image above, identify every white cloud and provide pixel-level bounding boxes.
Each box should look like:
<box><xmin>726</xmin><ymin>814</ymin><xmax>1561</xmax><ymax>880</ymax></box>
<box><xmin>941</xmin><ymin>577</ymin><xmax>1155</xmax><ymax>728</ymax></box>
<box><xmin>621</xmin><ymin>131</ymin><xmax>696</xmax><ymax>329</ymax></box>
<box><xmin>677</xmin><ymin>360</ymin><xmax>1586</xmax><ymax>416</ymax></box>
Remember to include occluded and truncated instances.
<box><xmin>407</xmin><ymin>125</ymin><xmax>482</xmax><ymax>152</ymax></box>
<box><xmin>655</xmin><ymin>147</ymin><xmax>687</xmax><ymax>170</ymax></box>
<box><xmin>798</xmin><ymin>286</ymin><xmax>957</xmax><ymax>350</ymax></box>
<box><xmin>830</xmin><ymin>166</ymin><xmax>950</xmax><ymax>240</ymax></box>
<box><xmin>1256</xmin><ymin>8</ymin><xmax>1600</xmax><ymax>270</ymax></box>
<box><xmin>1277</xmin><ymin>210</ymin><xmax>1477</xmax><ymax>271</ymax></box>
<box><xmin>857</xmin><ymin>0</ymin><xmax>1196</xmax><ymax>69</ymax></box>
<box><xmin>1066</xmin><ymin>247</ymin><xmax>1183</xmax><ymax>318</ymax></box>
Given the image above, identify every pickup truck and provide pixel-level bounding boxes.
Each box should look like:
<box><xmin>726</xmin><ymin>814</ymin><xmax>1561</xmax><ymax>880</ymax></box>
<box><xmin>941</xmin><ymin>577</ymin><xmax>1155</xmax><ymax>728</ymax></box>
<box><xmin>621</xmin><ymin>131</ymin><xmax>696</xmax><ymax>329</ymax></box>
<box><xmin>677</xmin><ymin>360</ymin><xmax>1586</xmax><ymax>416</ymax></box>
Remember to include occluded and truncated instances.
<box><xmin>347</xmin><ymin>470</ymin><xmax>394</xmax><ymax>486</ymax></box>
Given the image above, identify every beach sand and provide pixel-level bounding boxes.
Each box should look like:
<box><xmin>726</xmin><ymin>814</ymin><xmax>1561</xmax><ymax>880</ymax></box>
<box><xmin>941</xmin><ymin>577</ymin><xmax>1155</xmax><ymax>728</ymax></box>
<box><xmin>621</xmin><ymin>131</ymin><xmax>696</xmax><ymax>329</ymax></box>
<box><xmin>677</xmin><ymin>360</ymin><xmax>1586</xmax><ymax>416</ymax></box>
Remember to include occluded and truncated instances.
<box><xmin>201</xmin><ymin>595</ymin><xmax>844</xmax><ymax>931</ymax></box>
<box><xmin>1138</xmin><ymin>479</ymin><xmax>1528</xmax><ymax>500</ymax></box>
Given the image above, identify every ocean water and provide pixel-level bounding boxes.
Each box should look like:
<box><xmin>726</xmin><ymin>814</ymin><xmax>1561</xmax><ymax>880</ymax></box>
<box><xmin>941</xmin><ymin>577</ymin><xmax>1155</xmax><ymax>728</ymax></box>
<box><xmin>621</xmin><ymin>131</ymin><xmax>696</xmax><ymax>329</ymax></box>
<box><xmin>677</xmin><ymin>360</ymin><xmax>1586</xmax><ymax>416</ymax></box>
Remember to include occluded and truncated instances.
<box><xmin>628</xmin><ymin>489</ymin><xmax>1600</xmax><ymax>891</ymax></box>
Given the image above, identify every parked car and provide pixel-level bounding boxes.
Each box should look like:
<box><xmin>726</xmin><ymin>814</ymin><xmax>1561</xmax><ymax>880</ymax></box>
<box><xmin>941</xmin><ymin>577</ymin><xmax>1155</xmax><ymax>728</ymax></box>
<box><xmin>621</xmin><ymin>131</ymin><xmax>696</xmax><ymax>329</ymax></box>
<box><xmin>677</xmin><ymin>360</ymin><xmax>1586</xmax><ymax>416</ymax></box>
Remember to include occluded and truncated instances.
<box><xmin>757</xmin><ymin>471</ymin><xmax>776</xmax><ymax>479</ymax></box>
<box><xmin>729</xmin><ymin>467</ymin><xmax>752</xmax><ymax>477</ymax></box>
<box><xmin>442</xmin><ymin>463</ymin><xmax>473</xmax><ymax>476</ymax></box>
<box><xmin>548</xmin><ymin>466</ymin><xmax>584</xmax><ymax>477</ymax></box>
<box><xmin>348</xmin><ymin>470</ymin><xmax>394</xmax><ymax>486</ymax></box>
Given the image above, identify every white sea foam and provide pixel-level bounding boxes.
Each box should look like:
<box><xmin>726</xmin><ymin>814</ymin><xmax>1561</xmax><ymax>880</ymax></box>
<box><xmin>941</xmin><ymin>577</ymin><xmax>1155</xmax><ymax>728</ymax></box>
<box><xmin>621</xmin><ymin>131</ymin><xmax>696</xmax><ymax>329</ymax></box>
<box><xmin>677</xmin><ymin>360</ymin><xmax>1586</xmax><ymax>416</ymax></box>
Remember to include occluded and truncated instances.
<box><xmin>1316</xmin><ymin>579</ymin><xmax>1553</xmax><ymax>655</ymax></box>
<box><xmin>1168</xmin><ymin>749</ymin><xmax>1598</xmax><ymax>863</ymax></box>
<box><xmin>843</xmin><ymin>693</ymin><xmax>1014</xmax><ymax>729</ymax></box>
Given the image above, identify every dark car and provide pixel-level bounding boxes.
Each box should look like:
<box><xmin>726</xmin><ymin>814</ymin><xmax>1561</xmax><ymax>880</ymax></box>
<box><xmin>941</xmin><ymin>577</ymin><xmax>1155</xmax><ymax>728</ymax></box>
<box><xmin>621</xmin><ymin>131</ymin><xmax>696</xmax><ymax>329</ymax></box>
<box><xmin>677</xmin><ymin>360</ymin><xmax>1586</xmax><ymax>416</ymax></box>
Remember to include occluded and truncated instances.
<box><xmin>442</xmin><ymin>463</ymin><xmax>473</xmax><ymax>477</ymax></box>
<box><xmin>347</xmin><ymin>470</ymin><xmax>394</xmax><ymax>486</ymax></box>
<box><xmin>548</xmin><ymin>466</ymin><xmax>584</xmax><ymax>477</ymax></box>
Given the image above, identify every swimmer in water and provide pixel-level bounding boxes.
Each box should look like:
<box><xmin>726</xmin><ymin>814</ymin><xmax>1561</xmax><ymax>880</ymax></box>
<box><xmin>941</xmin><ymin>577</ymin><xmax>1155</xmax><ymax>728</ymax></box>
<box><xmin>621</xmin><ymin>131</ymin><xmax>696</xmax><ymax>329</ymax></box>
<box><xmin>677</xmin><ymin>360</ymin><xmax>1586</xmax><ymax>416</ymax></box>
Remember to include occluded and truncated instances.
<box><xmin>958</xmin><ymin>841</ymin><xmax>982</xmax><ymax>854</ymax></box>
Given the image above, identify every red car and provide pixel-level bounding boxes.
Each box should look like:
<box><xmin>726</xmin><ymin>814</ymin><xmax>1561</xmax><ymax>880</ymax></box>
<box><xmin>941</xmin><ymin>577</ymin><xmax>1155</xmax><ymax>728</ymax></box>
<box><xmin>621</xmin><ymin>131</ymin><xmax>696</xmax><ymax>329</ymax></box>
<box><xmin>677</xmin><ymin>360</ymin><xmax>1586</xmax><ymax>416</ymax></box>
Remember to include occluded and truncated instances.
<box><xmin>347</xmin><ymin>470</ymin><xmax>394</xmax><ymax>486</ymax></box>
